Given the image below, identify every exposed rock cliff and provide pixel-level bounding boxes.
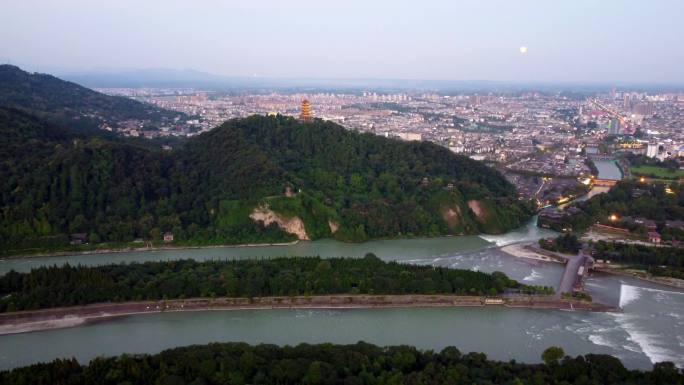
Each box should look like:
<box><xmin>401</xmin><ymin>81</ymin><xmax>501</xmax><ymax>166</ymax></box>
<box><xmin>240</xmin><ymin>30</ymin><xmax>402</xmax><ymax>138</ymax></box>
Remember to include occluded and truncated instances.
<box><xmin>440</xmin><ymin>206</ymin><xmax>461</xmax><ymax>230</ymax></box>
<box><xmin>250</xmin><ymin>206</ymin><xmax>310</xmax><ymax>240</ymax></box>
<box><xmin>328</xmin><ymin>220</ymin><xmax>340</xmax><ymax>234</ymax></box>
<box><xmin>467</xmin><ymin>200</ymin><xmax>487</xmax><ymax>220</ymax></box>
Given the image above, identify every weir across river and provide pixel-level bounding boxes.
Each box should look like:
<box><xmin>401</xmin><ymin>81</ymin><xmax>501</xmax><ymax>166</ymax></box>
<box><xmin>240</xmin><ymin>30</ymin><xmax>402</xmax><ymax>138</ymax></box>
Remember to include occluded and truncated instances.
<box><xmin>514</xmin><ymin>243</ymin><xmax>593</xmax><ymax>297</ymax></box>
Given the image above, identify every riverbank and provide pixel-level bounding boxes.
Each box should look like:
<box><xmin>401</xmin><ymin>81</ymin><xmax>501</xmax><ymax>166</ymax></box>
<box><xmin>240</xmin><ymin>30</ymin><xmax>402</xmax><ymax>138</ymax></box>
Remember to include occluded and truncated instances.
<box><xmin>500</xmin><ymin>242</ymin><xmax>566</xmax><ymax>263</ymax></box>
<box><xmin>593</xmin><ymin>265</ymin><xmax>684</xmax><ymax>290</ymax></box>
<box><xmin>1</xmin><ymin>240</ymin><xmax>302</xmax><ymax>260</ymax></box>
<box><xmin>0</xmin><ymin>295</ymin><xmax>615</xmax><ymax>335</ymax></box>
<box><xmin>1</xmin><ymin>220</ymin><xmax>539</xmax><ymax>260</ymax></box>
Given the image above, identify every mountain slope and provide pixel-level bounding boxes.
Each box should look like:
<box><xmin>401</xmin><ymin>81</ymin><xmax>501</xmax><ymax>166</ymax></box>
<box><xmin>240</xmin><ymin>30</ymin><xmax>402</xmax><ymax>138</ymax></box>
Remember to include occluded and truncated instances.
<box><xmin>0</xmin><ymin>110</ymin><xmax>534</xmax><ymax>254</ymax></box>
<box><xmin>0</xmin><ymin>65</ymin><xmax>184</xmax><ymax>133</ymax></box>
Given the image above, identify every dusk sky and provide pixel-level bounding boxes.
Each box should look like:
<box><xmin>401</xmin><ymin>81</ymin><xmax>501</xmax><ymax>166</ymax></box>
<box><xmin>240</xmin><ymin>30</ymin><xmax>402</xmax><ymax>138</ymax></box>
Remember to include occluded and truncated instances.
<box><xmin>1</xmin><ymin>0</ymin><xmax>683</xmax><ymax>83</ymax></box>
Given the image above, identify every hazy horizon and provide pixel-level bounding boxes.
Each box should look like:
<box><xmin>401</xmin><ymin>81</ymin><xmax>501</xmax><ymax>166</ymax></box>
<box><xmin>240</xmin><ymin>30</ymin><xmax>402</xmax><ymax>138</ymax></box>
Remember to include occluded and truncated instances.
<box><xmin>2</xmin><ymin>0</ymin><xmax>683</xmax><ymax>84</ymax></box>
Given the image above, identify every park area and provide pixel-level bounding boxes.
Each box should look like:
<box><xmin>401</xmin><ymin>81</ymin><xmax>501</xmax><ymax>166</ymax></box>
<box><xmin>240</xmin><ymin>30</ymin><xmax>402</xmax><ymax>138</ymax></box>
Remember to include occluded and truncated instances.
<box><xmin>630</xmin><ymin>165</ymin><xmax>684</xmax><ymax>180</ymax></box>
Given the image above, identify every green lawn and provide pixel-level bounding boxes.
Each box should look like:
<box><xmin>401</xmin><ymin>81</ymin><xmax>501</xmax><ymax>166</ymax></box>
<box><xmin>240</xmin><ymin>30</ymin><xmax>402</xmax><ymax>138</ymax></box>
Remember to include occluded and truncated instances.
<box><xmin>630</xmin><ymin>165</ymin><xmax>684</xmax><ymax>180</ymax></box>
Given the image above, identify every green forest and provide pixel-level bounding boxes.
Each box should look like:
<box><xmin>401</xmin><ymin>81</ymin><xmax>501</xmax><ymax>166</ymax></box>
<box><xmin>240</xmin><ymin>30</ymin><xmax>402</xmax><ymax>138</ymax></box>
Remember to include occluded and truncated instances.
<box><xmin>593</xmin><ymin>241</ymin><xmax>684</xmax><ymax>279</ymax></box>
<box><xmin>0</xmin><ymin>104</ymin><xmax>534</xmax><ymax>255</ymax></box>
<box><xmin>539</xmin><ymin>234</ymin><xmax>582</xmax><ymax>254</ymax></box>
<box><xmin>0</xmin><ymin>254</ymin><xmax>552</xmax><ymax>312</ymax></box>
<box><xmin>0</xmin><ymin>65</ymin><xmax>184</xmax><ymax>134</ymax></box>
<box><xmin>2</xmin><ymin>341</ymin><xmax>681</xmax><ymax>385</ymax></box>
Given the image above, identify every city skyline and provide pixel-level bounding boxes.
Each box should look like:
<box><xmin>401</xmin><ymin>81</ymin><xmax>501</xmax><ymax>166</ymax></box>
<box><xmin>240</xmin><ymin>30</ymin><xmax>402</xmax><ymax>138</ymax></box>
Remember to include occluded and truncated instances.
<box><xmin>2</xmin><ymin>0</ymin><xmax>684</xmax><ymax>84</ymax></box>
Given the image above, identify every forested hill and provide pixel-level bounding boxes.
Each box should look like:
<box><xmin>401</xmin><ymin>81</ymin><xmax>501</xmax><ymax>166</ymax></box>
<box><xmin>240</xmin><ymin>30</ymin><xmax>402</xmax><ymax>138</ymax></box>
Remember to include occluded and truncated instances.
<box><xmin>190</xmin><ymin>115</ymin><xmax>516</xmax><ymax>198</ymax></box>
<box><xmin>1</xmin><ymin>109</ymin><xmax>534</xmax><ymax>254</ymax></box>
<box><xmin>0</xmin><ymin>65</ymin><xmax>184</xmax><ymax>133</ymax></box>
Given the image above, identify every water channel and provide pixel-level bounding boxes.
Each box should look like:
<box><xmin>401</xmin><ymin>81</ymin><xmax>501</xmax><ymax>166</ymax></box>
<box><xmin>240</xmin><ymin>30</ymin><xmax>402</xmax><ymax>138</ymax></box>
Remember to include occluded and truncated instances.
<box><xmin>594</xmin><ymin>159</ymin><xmax>624</xmax><ymax>181</ymax></box>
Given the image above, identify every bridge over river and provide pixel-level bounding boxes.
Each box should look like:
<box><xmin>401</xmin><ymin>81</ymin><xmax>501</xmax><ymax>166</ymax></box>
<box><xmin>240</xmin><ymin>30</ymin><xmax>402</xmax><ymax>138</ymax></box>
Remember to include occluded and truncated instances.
<box><xmin>592</xmin><ymin>178</ymin><xmax>618</xmax><ymax>187</ymax></box>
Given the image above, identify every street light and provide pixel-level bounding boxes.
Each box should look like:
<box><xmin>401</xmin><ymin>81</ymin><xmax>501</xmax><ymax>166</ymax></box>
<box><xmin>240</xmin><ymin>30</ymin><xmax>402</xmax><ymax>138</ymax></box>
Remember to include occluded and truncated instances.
<box><xmin>609</xmin><ymin>214</ymin><xmax>618</xmax><ymax>222</ymax></box>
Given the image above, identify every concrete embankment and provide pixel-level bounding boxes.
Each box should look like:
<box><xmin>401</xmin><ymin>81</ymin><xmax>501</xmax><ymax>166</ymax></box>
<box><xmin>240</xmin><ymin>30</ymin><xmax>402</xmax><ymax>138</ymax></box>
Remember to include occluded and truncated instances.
<box><xmin>0</xmin><ymin>295</ymin><xmax>615</xmax><ymax>335</ymax></box>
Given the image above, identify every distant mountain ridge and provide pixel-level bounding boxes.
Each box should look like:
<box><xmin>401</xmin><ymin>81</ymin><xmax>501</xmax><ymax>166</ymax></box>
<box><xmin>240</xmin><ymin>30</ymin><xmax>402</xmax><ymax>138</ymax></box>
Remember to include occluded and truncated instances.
<box><xmin>60</xmin><ymin>68</ymin><xmax>232</xmax><ymax>88</ymax></box>
<box><xmin>61</xmin><ymin>68</ymin><xmax>509</xmax><ymax>90</ymax></box>
<box><xmin>55</xmin><ymin>67</ymin><xmax>684</xmax><ymax>92</ymax></box>
<box><xmin>0</xmin><ymin>65</ymin><xmax>185</xmax><ymax>133</ymax></box>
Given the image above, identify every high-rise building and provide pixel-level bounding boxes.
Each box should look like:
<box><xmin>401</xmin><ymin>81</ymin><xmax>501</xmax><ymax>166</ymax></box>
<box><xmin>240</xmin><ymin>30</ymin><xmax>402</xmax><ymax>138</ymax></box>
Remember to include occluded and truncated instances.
<box><xmin>623</xmin><ymin>94</ymin><xmax>631</xmax><ymax>110</ymax></box>
<box><xmin>646</xmin><ymin>142</ymin><xmax>659</xmax><ymax>158</ymax></box>
<box><xmin>634</xmin><ymin>102</ymin><xmax>654</xmax><ymax>116</ymax></box>
<box><xmin>607</xmin><ymin>118</ymin><xmax>621</xmax><ymax>135</ymax></box>
<box><xmin>299</xmin><ymin>99</ymin><xmax>313</xmax><ymax>121</ymax></box>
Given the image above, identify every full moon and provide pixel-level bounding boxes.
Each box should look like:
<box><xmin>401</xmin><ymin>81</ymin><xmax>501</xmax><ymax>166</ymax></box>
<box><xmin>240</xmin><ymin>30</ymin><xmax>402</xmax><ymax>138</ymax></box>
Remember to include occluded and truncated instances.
<box><xmin>519</xmin><ymin>46</ymin><xmax>528</xmax><ymax>54</ymax></box>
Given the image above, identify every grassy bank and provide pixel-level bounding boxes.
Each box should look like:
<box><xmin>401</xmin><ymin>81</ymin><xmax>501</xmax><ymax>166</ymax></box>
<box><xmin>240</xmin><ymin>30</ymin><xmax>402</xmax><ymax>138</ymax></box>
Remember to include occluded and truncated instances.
<box><xmin>630</xmin><ymin>165</ymin><xmax>684</xmax><ymax>180</ymax></box>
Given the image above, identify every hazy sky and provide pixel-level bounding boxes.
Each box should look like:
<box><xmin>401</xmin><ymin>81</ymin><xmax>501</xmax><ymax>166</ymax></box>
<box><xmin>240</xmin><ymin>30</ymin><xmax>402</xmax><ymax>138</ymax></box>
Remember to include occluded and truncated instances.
<box><xmin>1</xmin><ymin>0</ymin><xmax>683</xmax><ymax>83</ymax></box>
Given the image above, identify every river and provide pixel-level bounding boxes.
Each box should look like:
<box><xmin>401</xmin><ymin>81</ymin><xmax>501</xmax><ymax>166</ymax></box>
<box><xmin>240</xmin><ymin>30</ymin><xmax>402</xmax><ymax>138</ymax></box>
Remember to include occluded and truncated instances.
<box><xmin>1</xmin><ymin>218</ymin><xmax>683</xmax><ymax>372</ymax></box>
<box><xmin>561</xmin><ymin>159</ymin><xmax>622</xmax><ymax>207</ymax></box>
<box><xmin>0</xmin><ymin>217</ymin><xmax>559</xmax><ymax>283</ymax></box>
<box><xmin>594</xmin><ymin>159</ymin><xmax>623</xmax><ymax>180</ymax></box>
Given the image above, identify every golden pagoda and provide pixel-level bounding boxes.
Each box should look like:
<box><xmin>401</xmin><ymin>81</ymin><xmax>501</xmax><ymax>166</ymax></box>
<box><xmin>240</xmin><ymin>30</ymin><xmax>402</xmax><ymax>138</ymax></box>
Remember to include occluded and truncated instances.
<box><xmin>299</xmin><ymin>99</ymin><xmax>313</xmax><ymax>121</ymax></box>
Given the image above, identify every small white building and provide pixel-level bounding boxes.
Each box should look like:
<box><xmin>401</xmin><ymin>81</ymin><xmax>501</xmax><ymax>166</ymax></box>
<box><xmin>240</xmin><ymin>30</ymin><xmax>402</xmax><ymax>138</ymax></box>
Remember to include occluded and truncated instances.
<box><xmin>163</xmin><ymin>232</ymin><xmax>174</xmax><ymax>243</ymax></box>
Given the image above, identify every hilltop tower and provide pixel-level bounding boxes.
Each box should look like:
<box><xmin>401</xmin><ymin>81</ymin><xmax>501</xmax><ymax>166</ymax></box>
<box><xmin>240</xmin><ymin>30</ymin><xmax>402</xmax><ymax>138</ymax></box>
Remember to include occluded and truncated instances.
<box><xmin>299</xmin><ymin>99</ymin><xmax>313</xmax><ymax>121</ymax></box>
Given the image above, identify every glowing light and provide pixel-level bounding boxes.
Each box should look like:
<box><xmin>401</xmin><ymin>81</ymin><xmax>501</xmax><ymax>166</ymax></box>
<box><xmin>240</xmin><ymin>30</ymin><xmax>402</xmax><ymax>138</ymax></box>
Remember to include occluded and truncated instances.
<box><xmin>639</xmin><ymin>177</ymin><xmax>645</xmax><ymax>183</ymax></box>
<box><xmin>557</xmin><ymin>197</ymin><xmax>570</xmax><ymax>204</ymax></box>
<box><xmin>609</xmin><ymin>214</ymin><xmax>618</xmax><ymax>222</ymax></box>
<box><xmin>519</xmin><ymin>46</ymin><xmax>528</xmax><ymax>54</ymax></box>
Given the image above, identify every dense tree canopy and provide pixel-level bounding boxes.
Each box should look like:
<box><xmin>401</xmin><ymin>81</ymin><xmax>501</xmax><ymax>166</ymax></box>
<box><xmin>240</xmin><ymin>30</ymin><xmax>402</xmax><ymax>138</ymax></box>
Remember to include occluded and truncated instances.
<box><xmin>1</xmin><ymin>341</ymin><xmax>681</xmax><ymax>385</ymax></box>
<box><xmin>593</xmin><ymin>241</ymin><xmax>684</xmax><ymax>279</ymax></box>
<box><xmin>539</xmin><ymin>234</ymin><xmax>581</xmax><ymax>254</ymax></box>
<box><xmin>0</xmin><ymin>254</ymin><xmax>552</xmax><ymax>312</ymax></box>
<box><xmin>542</xmin><ymin>346</ymin><xmax>565</xmax><ymax>365</ymax></box>
<box><xmin>1</xmin><ymin>108</ymin><xmax>534</xmax><ymax>255</ymax></box>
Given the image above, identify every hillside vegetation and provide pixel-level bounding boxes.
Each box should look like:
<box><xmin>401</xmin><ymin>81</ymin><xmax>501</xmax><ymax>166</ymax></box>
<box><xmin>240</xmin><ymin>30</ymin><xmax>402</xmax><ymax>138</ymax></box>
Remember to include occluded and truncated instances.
<box><xmin>0</xmin><ymin>107</ymin><xmax>533</xmax><ymax>254</ymax></box>
<box><xmin>0</xmin><ymin>65</ymin><xmax>183</xmax><ymax>133</ymax></box>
